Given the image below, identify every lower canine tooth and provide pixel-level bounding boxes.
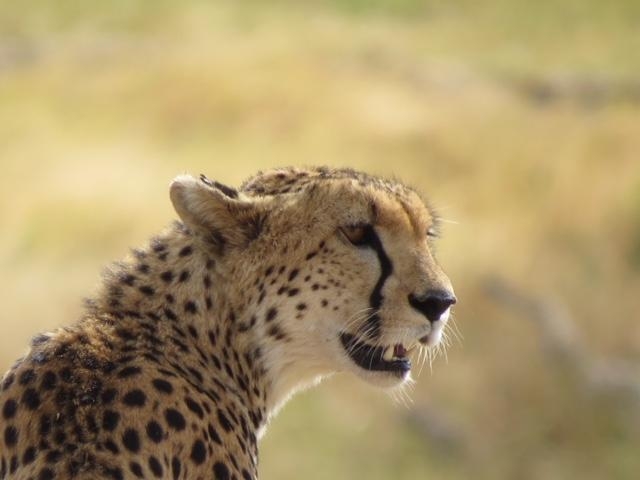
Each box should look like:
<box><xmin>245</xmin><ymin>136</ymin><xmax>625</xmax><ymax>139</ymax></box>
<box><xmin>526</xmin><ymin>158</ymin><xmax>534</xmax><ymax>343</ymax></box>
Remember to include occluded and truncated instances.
<box><xmin>383</xmin><ymin>347</ymin><xmax>394</xmax><ymax>361</ymax></box>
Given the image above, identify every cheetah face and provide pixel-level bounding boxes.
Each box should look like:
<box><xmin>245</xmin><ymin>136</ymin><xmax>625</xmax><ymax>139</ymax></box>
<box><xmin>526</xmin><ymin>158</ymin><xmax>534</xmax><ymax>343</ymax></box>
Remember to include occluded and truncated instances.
<box><xmin>331</xmin><ymin>216</ymin><xmax>456</xmax><ymax>389</ymax></box>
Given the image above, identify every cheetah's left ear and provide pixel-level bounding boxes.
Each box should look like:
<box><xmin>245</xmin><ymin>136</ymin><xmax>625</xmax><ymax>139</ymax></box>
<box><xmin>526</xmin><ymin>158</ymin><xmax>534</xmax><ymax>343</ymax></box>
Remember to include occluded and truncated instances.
<box><xmin>170</xmin><ymin>174</ymin><xmax>265</xmax><ymax>253</ymax></box>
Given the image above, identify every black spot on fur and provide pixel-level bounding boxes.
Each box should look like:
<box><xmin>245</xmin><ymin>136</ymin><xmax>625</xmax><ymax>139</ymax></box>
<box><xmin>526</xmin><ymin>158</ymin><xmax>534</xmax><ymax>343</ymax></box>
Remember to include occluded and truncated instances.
<box><xmin>265</xmin><ymin>307</ymin><xmax>277</xmax><ymax>322</ymax></box>
<box><xmin>190</xmin><ymin>439</ymin><xmax>207</xmax><ymax>464</ymax></box>
<box><xmin>2</xmin><ymin>399</ymin><xmax>17</xmax><ymax>419</ymax></box>
<box><xmin>172</xmin><ymin>457</ymin><xmax>181</xmax><ymax>480</ymax></box>
<box><xmin>39</xmin><ymin>415</ymin><xmax>52</xmax><ymax>436</ymax></box>
<box><xmin>187</xmin><ymin>325</ymin><xmax>198</xmax><ymax>339</ymax></box>
<box><xmin>117</xmin><ymin>366</ymin><xmax>142</xmax><ymax>378</ymax></box>
<box><xmin>185</xmin><ymin>397</ymin><xmax>204</xmax><ymax>419</ymax></box>
<box><xmin>139</xmin><ymin>285</ymin><xmax>155</xmax><ymax>296</ymax></box>
<box><xmin>165</xmin><ymin>408</ymin><xmax>186</xmax><ymax>431</ymax></box>
<box><xmin>53</xmin><ymin>430</ymin><xmax>66</xmax><ymax>445</ymax></box>
<box><xmin>152</xmin><ymin>378</ymin><xmax>173</xmax><ymax>394</ymax></box>
<box><xmin>4</xmin><ymin>425</ymin><xmax>18</xmax><ymax>447</ymax></box>
<box><xmin>38</xmin><ymin>468</ymin><xmax>54</xmax><ymax>480</ymax></box>
<box><xmin>9</xmin><ymin>456</ymin><xmax>18</xmax><ymax>475</ymax></box>
<box><xmin>104</xmin><ymin>440</ymin><xmax>119</xmax><ymax>454</ymax></box>
<box><xmin>122</xmin><ymin>389</ymin><xmax>146</xmax><ymax>407</ymax></box>
<box><xmin>137</xmin><ymin>264</ymin><xmax>150</xmax><ymax>274</ymax></box>
<box><xmin>130</xmin><ymin>462</ymin><xmax>144</xmax><ymax>478</ymax></box>
<box><xmin>164</xmin><ymin>308</ymin><xmax>178</xmax><ymax>321</ymax></box>
<box><xmin>151</xmin><ymin>240</ymin><xmax>167</xmax><ymax>252</ymax></box>
<box><xmin>22</xmin><ymin>388</ymin><xmax>41</xmax><ymax>410</ymax></box>
<box><xmin>146</xmin><ymin>421</ymin><xmax>164</xmax><ymax>443</ymax></box>
<box><xmin>101</xmin><ymin>388</ymin><xmax>117</xmax><ymax>404</ymax></box>
<box><xmin>184</xmin><ymin>301</ymin><xmax>198</xmax><ymax>314</ymax></box>
<box><xmin>148</xmin><ymin>456</ymin><xmax>163</xmax><ymax>477</ymax></box>
<box><xmin>160</xmin><ymin>270</ymin><xmax>174</xmax><ymax>283</ymax></box>
<box><xmin>102</xmin><ymin>410</ymin><xmax>120</xmax><ymax>431</ymax></box>
<box><xmin>213</xmin><ymin>462</ymin><xmax>230</xmax><ymax>480</ymax></box>
<box><xmin>105</xmin><ymin>466</ymin><xmax>124</xmax><ymax>480</ymax></box>
<box><xmin>122</xmin><ymin>428</ymin><xmax>140</xmax><ymax>453</ymax></box>
<box><xmin>208</xmin><ymin>423</ymin><xmax>222</xmax><ymax>444</ymax></box>
<box><xmin>22</xmin><ymin>446</ymin><xmax>36</xmax><ymax>465</ymax></box>
<box><xmin>268</xmin><ymin>325</ymin><xmax>289</xmax><ymax>341</ymax></box>
<box><xmin>45</xmin><ymin>450</ymin><xmax>62</xmax><ymax>463</ymax></box>
<box><xmin>19</xmin><ymin>369</ymin><xmax>36</xmax><ymax>385</ymax></box>
<box><xmin>41</xmin><ymin>371</ymin><xmax>57</xmax><ymax>390</ymax></box>
<box><xmin>288</xmin><ymin>269</ymin><xmax>299</xmax><ymax>281</ymax></box>
<box><xmin>120</xmin><ymin>274</ymin><xmax>136</xmax><ymax>286</ymax></box>
<box><xmin>179</xmin><ymin>245</ymin><xmax>193</xmax><ymax>257</ymax></box>
<box><xmin>217</xmin><ymin>409</ymin><xmax>233</xmax><ymax>432</ymax></box>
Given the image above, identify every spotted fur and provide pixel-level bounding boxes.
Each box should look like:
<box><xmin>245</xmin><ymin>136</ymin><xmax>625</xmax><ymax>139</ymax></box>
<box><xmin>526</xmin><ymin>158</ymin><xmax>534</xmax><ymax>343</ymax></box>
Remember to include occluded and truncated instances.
<box><xmin>0</xmin><ymin>167</ymin><xmax>455</xmax><ymax>479</ymax></box>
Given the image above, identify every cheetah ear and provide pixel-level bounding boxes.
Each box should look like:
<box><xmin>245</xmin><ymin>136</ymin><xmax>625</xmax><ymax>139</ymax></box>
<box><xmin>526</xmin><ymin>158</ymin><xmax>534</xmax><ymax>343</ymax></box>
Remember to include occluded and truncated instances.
<box><xmin>170</xmin><ymin>174</ymin><xmax>265</xmax><ymax>253</ymax></box>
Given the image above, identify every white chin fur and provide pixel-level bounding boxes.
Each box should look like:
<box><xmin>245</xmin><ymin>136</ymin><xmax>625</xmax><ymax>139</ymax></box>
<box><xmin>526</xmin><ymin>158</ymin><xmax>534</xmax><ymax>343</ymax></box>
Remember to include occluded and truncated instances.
<box><xmin>424</xmin><ymin>328</ymin><xmax>443</xmax><ymax>347</ymax></box>
<box><xmin>427</xmin><ymin>307</ymin><xmax>450</xmax><ymax>345</ymax></box>
<box><xmin>356</xmin><ymin>368</ymin><xmax>411</xmax><ymax>389</ymax></box>
<box><xmin>439</xmin><ymin>308</ymin><xmax>451</xmax><ymax>323</ymax></box>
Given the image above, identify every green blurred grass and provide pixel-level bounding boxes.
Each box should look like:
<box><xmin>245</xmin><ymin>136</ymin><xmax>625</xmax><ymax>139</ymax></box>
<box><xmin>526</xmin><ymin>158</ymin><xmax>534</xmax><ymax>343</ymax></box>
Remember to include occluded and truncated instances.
<box><xmin>1</xmin><ymin>1</ymin><xmax>639</xmax><ymax>478</ymax></box>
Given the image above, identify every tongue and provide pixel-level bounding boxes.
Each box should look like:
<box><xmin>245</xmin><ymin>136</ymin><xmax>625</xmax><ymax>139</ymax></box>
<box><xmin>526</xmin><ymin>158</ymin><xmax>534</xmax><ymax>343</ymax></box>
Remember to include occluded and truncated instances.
<box><xmin>393</xmin><ymin>344</ymin><xmax>407</xmax><ymax>358</ymax></box>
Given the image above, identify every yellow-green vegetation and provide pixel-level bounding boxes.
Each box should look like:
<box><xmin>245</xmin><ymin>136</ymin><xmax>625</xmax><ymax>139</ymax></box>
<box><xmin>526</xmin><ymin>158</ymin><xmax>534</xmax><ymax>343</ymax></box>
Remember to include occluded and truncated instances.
<box><xmin>1</xmin><ymin>1</ymin><xmax>639</xmax><ymax>478</ymax></box>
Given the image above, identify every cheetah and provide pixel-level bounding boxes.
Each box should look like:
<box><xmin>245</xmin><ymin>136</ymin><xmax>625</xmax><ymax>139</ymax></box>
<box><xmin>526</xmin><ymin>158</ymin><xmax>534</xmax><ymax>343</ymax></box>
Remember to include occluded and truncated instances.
<box><xmin>0</xmin><ymin>167</ymin><xmax>456</xmax><ymax>479</ymax></box>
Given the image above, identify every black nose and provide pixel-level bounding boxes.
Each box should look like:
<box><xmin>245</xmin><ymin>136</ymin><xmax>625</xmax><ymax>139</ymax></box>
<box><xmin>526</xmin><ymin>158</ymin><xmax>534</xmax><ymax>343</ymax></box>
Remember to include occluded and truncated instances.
<box><xmin>409</xmin><ymin>290</ymin><xmax>457</xmax><ymax>322</ymax></box>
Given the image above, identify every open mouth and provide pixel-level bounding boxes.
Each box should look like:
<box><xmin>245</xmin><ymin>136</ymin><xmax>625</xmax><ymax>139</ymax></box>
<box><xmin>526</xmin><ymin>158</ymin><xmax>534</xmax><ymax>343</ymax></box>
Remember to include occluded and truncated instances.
<box><xmin>340</xmin><ymin>333</ymin><xmax>416</xmax><ymax>377</ymax></box>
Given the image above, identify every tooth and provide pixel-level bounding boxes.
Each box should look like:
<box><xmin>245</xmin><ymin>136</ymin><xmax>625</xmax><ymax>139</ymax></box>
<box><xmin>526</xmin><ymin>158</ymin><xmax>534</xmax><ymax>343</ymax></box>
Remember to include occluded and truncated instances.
<box><xmin>383</xmin><ymin>346</ymin><xmax>394</xmax><ymax>361</ymax></box>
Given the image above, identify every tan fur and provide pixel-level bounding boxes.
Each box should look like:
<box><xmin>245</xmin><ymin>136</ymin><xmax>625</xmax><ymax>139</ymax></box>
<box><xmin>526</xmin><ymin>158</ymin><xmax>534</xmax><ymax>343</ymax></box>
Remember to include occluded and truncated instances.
<box><xmin>0</xmin><ymin>167</ymin><xmax>454</xmax><ymax>479</ymax></box>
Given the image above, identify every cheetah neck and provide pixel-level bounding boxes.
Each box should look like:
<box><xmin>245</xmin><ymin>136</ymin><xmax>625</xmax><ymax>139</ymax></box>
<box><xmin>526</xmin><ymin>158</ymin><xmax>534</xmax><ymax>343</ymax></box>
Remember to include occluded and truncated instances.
<box><xmin>88</xmin><ymin>223</ymin><xmax>327</xmax><ymax>437</ymax></box>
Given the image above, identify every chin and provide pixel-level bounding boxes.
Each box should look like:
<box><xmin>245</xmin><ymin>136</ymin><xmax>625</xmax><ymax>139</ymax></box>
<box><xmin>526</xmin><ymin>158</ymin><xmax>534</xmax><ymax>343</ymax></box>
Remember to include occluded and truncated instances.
<box><xmin>353</xmin><ymin>365</ymin><xmax>412</xmax><ymax>389</ymax></box>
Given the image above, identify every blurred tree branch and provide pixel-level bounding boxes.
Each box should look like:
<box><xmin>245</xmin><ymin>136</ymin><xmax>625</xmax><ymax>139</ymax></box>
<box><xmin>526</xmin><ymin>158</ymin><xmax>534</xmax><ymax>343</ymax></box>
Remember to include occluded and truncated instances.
<box><xmin>484</xmin><ymin>276</ymin><xmax>640</xmax><ymax>416</ymax></box>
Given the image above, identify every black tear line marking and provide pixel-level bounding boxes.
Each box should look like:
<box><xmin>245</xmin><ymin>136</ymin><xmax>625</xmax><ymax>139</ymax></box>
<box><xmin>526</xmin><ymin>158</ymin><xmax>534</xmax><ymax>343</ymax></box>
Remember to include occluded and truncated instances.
<box><xmin>361</xmin><ymin>225</ymin><xmax>393</xmax><ymax>340</ymax></box>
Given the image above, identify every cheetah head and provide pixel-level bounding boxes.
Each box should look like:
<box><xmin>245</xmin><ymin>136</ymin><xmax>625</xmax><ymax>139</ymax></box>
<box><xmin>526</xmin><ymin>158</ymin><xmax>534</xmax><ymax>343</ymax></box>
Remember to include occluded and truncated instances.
<box><xmin>170</xmin><ymin>167</ymin><xmax>456</xmax><ymax>393</ymax></box>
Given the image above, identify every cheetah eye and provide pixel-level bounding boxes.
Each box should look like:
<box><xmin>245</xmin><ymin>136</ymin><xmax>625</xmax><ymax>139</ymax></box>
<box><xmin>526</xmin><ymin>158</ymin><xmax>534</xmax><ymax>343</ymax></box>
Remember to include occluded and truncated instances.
<box><xmin>340</xmin><ymin>224</ymin><xmax>372</xmax><ymax>247</ymax></box>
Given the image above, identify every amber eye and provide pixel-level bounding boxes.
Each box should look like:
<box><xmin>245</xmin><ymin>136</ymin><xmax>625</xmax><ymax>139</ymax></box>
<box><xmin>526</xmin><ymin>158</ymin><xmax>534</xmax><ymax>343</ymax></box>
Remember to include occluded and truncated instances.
<box><xmin>340</xmin><ymin>224</ymin><xmax>371</xmax><ymax>247</ymax></box>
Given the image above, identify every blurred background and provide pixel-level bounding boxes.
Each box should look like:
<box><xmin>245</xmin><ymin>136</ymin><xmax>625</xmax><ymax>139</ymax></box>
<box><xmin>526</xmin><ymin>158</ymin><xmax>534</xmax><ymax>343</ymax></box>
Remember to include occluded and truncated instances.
<box><xmin>1</xmin><ymin>0</ymin><xmax>639</xmax><ymax>478</ymax></box>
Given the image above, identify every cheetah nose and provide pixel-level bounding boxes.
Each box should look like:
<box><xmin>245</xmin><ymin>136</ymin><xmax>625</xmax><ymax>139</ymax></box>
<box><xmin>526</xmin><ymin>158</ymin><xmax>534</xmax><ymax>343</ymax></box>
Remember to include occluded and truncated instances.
<box><xmin>408</xmin><ymin>290</ymin><xmax>457</xmax><ymax>322</ymax></box>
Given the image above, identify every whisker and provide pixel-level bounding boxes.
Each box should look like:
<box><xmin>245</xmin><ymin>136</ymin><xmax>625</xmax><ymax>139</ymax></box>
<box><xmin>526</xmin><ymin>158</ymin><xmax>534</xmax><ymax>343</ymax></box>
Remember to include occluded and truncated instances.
<box><xmin>449</xmin><ymin>317</ymin><xmax>464</xmax><ymax>345</ymax></box>
<box><xmin>417</xmin><ymin>346</ymin><xmax>427</xmax><ymax>377</ymax></box>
